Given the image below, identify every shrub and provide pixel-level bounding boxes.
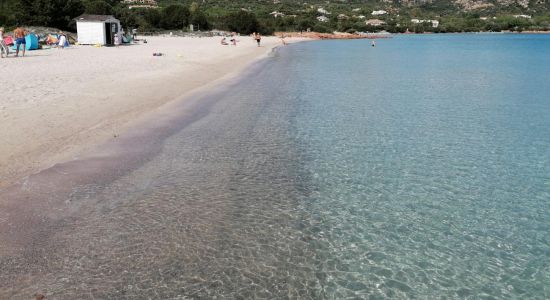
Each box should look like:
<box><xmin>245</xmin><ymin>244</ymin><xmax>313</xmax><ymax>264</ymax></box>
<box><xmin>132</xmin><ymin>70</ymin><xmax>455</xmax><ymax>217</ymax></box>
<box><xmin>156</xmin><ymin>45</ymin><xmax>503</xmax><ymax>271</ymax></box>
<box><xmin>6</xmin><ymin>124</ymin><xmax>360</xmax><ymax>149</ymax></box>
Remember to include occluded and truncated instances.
<box><xmin>85</xmin><ymin>0</ymin><xmax>113</xmax><ymax>15</ymax></box>
<box><xmin>160</xmin><ymin>4</ymin><xmax>190</xmax><ymax>30</ymax></box>
<box><xmin>225</xmin><ymin>11</ymin><xmax>259</xmax><ymax>34</ymax></box>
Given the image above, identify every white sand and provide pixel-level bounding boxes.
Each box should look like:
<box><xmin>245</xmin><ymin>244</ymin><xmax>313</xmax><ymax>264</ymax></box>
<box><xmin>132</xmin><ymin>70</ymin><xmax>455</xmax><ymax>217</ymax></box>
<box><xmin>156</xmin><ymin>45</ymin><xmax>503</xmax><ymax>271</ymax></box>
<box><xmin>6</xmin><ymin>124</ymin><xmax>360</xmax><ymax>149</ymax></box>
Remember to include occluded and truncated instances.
<box><xmin>0</xmin><ymin>36</ymin><xmax>306</xmax><ymax>187</ymax></box>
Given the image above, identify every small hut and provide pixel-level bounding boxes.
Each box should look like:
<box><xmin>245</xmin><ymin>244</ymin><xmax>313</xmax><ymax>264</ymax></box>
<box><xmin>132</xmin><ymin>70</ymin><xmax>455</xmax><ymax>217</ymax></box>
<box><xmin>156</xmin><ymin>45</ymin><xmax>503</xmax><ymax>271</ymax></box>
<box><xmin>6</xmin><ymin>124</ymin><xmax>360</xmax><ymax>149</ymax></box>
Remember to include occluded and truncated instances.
<box><xmin>74</xmin><ymin>14</ymin><xmax>122</xmax><ymax>45</ymax></box>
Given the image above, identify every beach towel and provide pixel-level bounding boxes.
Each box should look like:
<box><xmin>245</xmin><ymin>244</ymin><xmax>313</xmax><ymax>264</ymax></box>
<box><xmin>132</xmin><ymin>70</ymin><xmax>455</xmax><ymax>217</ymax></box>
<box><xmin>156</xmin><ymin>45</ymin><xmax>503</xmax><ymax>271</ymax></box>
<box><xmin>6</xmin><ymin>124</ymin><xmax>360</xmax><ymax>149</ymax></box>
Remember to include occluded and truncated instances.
<box><xmin>3</xmin><ymin>36</ymin><xmax>13</xmax><ymax>46</ymax></box>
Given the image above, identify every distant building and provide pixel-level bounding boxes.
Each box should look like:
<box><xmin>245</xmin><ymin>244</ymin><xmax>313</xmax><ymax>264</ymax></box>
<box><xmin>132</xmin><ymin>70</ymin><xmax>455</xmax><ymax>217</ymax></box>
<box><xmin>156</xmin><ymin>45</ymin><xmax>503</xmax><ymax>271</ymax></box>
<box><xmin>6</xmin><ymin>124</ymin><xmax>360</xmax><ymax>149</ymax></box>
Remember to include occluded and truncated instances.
<box><xmin>337</xmin><ymin>14</ymin><xmax>349</xmax><ymax>20</ymax></box>
<box><xmin>122</xmin><ymin>0</ymin><xmax>157</xmax><ymax>4</ymax></box>
<box><xmin>354</xmin><ymin>15</ymin><xmax>366</xmax><ymax>19</ymax></box>
<box><xmin>371</xmin><ymin>10</ymin><xmax>387</xmax><ymax>16</ymax></box>
<box><xmin>365</xmin><ymin>19</ymin><xmax>386</xmax><ymax>26</ymax></box>
<box><xmin>411</xmin><ymin>19</ymin><xmax>439</xmax><ymax>28</ymax></box>
<box><xmin>74</xmin><ymin>14</ymin><xmax>122</xmax><ymax>45</ymax></box>
<box><xmin>317</xmin><ymin>16</ymin><xmax>330</xmax><ymax>22</ymax></box>
<box><xmin>352</xmin><ymin>8</ymin><xmax>361</xmax><ymax>12</ymax></box>
<box><xmin>317</xmin><ymin>8</ymin><xmax>330</xmax><ymax>15</ymax></box>
<box><xmin>513</xmin><ymin>14</ymin><xmax>531</xmax><ymax>19</ymax></box>
<box><xmin>122</xmin><ymin>0</ymin><xmax>158</xmax><ymax>9</ymax></box>
<box><xmin>270</xmin><ymin>11</ymin><xmax>285</xmax><ymax>18</ymax></box>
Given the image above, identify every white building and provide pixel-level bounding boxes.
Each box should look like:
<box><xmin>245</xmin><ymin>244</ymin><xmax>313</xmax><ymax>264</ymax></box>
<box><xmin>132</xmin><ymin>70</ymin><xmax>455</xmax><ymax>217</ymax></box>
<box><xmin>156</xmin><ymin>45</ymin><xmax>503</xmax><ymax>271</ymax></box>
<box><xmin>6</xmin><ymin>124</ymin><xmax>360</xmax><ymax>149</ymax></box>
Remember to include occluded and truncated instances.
<box><xmin>317</xmin><ymin>16</ymin><xmax>330</xmax><ymax>22</ymax></box>
<box><xmin>371</xmin><ymin>10</ymin><xmax>387</xmax><ymax>16</ymax></box>
<box><xmin>365</xmin><ymin>19</ymin><xmax>386</xmax><ymax>26</ymax></box>
<box><xmin>514</xmin><ymin>14</ymin><xmax>532</xmax><ymax>19</ymax></box>
<box><xmin>74</xmin><ymin>14</ymin><xmax>122</xmax><ymax>45</ymax></box>
<box><xmin>317</xmin><ymin>8</ymin><xmax>330</xmax><ymax>15</ymax></box>
<box><xmin>122</xmin><ymin>0</ymin><xmax>157</xmax><ymax>4</ymax></box>
<box><xmin>270</xmin><ymin>11</ymin><xmax>285</xmax><ymax>18</ymax></box>
<box><xmin>411</xmin><ymin>18</ymin><xmax>439</xmax><ymax>28</ymax></box>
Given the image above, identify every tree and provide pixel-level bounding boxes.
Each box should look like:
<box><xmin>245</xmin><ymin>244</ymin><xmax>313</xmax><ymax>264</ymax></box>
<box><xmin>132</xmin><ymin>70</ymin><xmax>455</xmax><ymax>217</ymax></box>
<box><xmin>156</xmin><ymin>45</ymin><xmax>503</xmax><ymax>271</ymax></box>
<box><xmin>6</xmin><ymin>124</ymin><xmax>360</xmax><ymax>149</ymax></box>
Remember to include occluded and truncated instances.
<box><xmin>10</xmin><ymin>0</ymin><xmax>84</xmax><ymax>29</ymax></box>
<box><xmin>190</xmin><ymin>11</ymin><xmax>210</xmax><ymax>31</ymax></box>
<box><xmin>143</xmin><ymin>9</ymin><xmax>162</xmax><ymax>28</ymax></box>
<box><xmin>225</xmin><ymin>11</ymin><xmax>259</xmax><ymax>34</ymax></box>
<box><xmin>160</xmin><ymin>5</ymin><xmax>190</xmax><ymax>30</ymax></box>
<box><xmin>298</xmin><ymin>19</ymin><xmax>315</xmax><ymax>31</ymax></box>
<box><xmin>85</xmin><ymin>0</ymin><xmax>113</xmax><ymax>15</ymax></box>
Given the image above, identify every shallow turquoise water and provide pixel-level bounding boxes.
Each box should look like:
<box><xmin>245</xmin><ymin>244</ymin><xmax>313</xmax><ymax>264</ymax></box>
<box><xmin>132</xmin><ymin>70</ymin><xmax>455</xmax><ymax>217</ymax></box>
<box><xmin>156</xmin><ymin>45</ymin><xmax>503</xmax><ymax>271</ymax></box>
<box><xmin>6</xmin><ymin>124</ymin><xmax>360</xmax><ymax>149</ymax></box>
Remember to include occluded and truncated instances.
<box><xmin>1</xmin><ymin>34</ymin><xmax>549</xmax><ymax>299</ymax></box>
<box><xmin>283</xmin><ymin>34</ymin><xmax>550</xmax><ymax>298</ymax></box>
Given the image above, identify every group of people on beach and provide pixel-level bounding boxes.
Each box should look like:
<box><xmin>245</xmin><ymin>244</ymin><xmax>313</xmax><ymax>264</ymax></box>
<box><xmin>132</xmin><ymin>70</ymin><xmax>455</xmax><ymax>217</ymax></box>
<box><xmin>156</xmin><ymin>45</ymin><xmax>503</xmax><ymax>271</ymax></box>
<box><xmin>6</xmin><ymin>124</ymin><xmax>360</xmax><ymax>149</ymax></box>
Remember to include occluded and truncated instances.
<box><xmin>1</xmin><ymin>26</ymin><xmax>69</xmax><ymax>58</ymax></box>
<box><xmin>0</xmin><ymin>26</ymin><xmax>27</xmax><ymax>58</ymax></box>
<box><xmin>220</xmin><ymin>32</ymin><xmax>262</xmax><ymax>47</ymax></box>
<box><xmin>220</xmin><ymin>32</ymin><xmax>238</xmax><ymax>46</ymax></box>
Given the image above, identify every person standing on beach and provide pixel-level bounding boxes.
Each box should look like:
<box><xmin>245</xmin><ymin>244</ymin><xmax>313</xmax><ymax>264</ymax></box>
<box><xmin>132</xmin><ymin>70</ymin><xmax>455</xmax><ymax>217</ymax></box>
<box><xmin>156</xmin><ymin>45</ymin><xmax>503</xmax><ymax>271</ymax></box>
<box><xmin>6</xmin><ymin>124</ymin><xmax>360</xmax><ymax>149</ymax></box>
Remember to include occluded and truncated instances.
<box><xmin>14</xmin><ymin>27</ymin><xmax>26</xmax><ymax>57</ymax></box>
<box><xmin>58</xmin><ymin>32</ymin><xmax>67</xmax><ymax>49</ymax></box>
<box><xmin>280</xmin><ymin>34</ymin><xmax>287</xmax><ymax>46</ymax></box>
<box><xmin>255</xmin><ymin>33</ymin><xmax>261</xmax><ymax>47</ymax></box>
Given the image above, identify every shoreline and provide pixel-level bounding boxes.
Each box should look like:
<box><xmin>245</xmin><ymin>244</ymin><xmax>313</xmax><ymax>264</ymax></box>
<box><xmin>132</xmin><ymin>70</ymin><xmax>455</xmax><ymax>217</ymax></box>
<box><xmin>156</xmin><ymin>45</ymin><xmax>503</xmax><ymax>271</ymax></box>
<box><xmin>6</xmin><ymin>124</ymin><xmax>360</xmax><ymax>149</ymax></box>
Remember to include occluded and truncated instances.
<box><xmin>0</xmin><ymin>35</ymin><xmax>309</xmax><ymax>189</ymax></box>
<box><xmin>0</xmin><ymin>55</ymin><xmax>278</xmax><ymax>258</ymax></box>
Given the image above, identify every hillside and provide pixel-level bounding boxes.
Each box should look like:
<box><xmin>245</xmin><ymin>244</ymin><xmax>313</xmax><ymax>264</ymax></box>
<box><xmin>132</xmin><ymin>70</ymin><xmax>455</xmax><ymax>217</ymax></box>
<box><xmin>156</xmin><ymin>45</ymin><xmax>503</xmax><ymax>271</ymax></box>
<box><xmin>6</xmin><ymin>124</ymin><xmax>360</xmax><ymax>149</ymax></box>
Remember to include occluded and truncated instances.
<box><xmin>1</xmin><ymin>0</ymin><xmax>549</xmax><ymax>33</ymax></box>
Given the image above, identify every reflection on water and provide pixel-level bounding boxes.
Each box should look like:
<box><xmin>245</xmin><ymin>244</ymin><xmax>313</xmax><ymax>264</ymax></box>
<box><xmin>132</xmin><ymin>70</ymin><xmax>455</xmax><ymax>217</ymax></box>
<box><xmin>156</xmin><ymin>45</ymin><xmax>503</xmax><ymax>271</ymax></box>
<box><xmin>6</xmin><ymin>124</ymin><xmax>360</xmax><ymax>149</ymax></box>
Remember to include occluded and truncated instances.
<box><xmin>1</xmin><ymin>35</ymin><xmax>550</xmax><ymax>299</ymax></box>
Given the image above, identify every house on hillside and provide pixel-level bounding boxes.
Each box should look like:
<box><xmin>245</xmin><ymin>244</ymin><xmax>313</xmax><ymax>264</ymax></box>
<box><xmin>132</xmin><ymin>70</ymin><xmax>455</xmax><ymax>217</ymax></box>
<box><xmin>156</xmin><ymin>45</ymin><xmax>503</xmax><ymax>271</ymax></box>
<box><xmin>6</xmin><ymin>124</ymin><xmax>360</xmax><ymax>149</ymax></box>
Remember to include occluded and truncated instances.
<box><xmin>122</xmin><ymin>0</ymin><xmax>158</xmax><ymax>9</ymax></box>
<box><xmin>270</xmin><ymin>11</ymin><xmax>285</xmax><ymax>18</ymax></box>
<box><xmin>317</xmin><ymin>16</ymin><xmax>330</xmax><ymax>22</ymax></box>
<box><xmin>122</xmin><ymin>0</ymin><xmax>157</xmax><ymax>4</ymax></box>
<box><xmin>74</xmin><ymin>14</ymin><xmax>122</xmax><ymax>45</ymax></box>
<box><xmin>365</xmin><ymin>19</ymin><xmax>386</xmax><ymax>26</ymax></box>
<box><xmin>317</xmin><ymin>8</ymin><xmax>330</xmax><ymax>15</ymax></box>
<box><xmin>411</xmin><ymin>19</ymin><xmax>440</xmax><ymax>28</ymax></box>
<box><xmin>371</xmin><ymin>10</ymin><xmax>387</xmax><ymax>16</ymax></box>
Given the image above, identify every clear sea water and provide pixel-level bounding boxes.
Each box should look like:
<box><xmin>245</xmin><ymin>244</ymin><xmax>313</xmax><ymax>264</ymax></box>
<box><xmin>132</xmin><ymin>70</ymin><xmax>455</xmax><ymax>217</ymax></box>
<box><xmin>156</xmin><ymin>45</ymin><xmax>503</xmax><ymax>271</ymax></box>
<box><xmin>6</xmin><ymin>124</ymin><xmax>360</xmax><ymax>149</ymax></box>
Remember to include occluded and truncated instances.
<box><xmin>1</xmin><ymin>34</ymin><xmax>549</xmax><ymax>299</ymax></box>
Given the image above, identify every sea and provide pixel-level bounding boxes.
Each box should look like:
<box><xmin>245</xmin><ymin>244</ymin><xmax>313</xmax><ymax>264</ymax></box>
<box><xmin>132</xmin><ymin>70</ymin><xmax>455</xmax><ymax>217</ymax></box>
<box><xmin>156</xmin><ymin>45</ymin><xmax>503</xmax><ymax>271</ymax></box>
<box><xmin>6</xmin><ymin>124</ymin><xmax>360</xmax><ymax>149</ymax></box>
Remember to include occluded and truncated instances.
<box><xmin>1</xmin><ymin>34</ymin><xmax>549</xmax><ymax>299</ymax></box>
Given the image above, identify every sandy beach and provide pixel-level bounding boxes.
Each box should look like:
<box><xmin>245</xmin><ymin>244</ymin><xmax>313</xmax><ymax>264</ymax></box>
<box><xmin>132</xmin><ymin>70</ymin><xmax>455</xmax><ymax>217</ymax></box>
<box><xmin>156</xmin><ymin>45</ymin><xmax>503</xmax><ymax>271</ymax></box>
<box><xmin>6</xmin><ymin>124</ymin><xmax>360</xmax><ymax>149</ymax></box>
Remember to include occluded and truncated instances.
<box><xmin>0</xmin><ymin>35</ymin><xmax>304</xmax><ymax>188</ymax></box>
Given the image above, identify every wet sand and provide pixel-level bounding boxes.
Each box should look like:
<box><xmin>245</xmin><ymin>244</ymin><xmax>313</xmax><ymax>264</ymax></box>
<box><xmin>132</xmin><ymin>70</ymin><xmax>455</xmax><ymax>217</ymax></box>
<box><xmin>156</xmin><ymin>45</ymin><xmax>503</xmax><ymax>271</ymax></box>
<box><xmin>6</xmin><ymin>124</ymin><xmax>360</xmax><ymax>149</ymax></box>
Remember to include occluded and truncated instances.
<box><xmin>0</xmin><ymin>35</ymin><xmax>306</xmax><ymax>188</ymax></box>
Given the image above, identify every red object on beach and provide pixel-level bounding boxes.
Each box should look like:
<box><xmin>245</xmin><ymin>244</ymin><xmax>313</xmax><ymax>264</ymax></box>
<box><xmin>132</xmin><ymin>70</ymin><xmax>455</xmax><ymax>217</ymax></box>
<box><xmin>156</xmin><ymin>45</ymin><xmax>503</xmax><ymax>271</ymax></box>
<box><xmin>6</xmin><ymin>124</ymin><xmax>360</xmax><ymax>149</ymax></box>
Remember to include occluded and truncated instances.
<box><xmin>4</xmin><ymin>36</ymin><xmax>14</xmax><ymax>46</ymax></box>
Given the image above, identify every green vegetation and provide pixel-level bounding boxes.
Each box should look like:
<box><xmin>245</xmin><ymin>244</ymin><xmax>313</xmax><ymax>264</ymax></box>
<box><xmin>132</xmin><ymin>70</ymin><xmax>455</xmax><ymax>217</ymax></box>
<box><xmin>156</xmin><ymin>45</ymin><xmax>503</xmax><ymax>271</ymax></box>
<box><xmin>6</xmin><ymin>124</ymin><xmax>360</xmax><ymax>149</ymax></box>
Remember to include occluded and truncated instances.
<box><xmin>0</xmin><ymin>0</ymin><xmax>549</xmax><ymax>34</ymax></box>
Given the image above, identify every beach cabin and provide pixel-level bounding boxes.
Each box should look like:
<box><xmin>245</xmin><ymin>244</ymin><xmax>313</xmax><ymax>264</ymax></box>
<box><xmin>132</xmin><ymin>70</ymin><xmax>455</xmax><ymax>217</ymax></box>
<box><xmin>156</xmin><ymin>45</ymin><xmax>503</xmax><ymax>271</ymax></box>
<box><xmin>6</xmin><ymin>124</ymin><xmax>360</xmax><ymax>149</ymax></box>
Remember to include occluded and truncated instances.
<box><xmin>74</xmin><ymin>14</ymin><xmax>121</xmax><ymax>45</ymax></box>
